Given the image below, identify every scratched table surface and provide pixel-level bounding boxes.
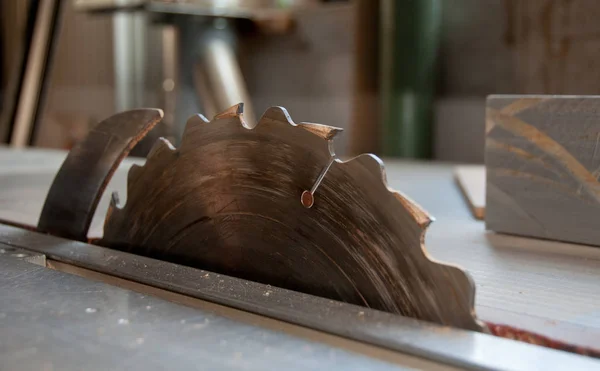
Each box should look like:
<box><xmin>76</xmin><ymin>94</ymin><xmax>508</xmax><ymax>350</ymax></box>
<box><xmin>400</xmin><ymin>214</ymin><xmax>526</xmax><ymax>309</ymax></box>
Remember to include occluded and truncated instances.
<box><xmin>1</xmin><ymin>147</ymin><xmax>599</xmax><ymax>348</ymax></box>
<box><xmin>0</xmin><ymin>250</ymin><xmax>418</xmax><ymax>371</ymax></box>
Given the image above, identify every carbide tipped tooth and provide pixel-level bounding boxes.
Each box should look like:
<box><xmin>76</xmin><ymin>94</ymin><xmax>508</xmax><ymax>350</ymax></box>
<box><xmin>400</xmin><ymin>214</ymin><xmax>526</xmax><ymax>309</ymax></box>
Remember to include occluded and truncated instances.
<box><xmin>214</xmin><ymin>103</ymin><xmax>244</xmax><ymax>120</ymax></box>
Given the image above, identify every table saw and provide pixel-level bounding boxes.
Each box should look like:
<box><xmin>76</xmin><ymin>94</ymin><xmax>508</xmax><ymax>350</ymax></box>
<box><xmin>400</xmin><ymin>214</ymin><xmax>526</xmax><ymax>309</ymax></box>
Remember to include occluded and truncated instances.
<box><xmin>1</xmin><ymin>106</ymin><xmax>599</xmax><ymax>370</ymax></box>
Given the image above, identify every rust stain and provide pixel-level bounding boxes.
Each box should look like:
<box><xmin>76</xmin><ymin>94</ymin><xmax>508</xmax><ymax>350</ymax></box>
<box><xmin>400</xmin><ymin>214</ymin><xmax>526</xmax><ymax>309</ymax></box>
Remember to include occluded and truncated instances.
<box><xmin>487</xmin><ymin>321</ymin><xmax>600</xmax><ymax>358</ymax></box>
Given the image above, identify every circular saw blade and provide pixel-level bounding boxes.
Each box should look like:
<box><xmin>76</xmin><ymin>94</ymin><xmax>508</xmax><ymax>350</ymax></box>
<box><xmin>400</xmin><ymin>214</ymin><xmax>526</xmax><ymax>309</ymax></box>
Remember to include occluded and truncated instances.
<box><xmin>101</xmin><ymin>104</ymin><xmax>482</xmax><ymax>331</ymax></box>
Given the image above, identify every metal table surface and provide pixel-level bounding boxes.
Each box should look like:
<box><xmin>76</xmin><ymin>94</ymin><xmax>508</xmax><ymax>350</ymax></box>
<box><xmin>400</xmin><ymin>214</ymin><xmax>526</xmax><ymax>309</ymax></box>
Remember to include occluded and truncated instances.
<box><xmin>3</xmin><ymin>226</ymin><xmax>600</xmax><ymax>371</ymax></box>
<box><xmin>0</xmin><ymin>252</ymin><xmax>428</xmax><ymax>371</ymax></box>
<box><xmin>0</xmin><ymin>148</ymin><xmax>599</xmax><ymax>350</ymax></box>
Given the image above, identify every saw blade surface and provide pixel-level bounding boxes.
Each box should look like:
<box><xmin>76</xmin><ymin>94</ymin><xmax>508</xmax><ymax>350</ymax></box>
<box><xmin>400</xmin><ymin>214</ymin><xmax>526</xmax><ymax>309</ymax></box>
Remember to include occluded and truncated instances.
<box><xmin>101</xmin><ymin>105</ymin><xmax>481</xmax><ymax>331</ymax></box>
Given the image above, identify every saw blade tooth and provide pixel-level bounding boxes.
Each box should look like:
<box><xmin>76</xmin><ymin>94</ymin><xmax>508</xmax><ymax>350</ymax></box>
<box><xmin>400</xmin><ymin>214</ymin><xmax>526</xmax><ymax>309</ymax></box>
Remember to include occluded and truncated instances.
<box><xmin>128</xmin><ymin>138</ymin><xmax>175</xmax><ymax>193</ymax></box>
<box><xmin>124</xmin><ymin>139</ymin><xmax>176</xmax><ymax>210</ymax></box>
<box><xmin>214</xmin><ymin>103</ymin><xmax>244</xmax><ymax>120</ymax></box>
<box><xmin>126</xmin><ymin>164</ymin><xmax>144</xmax><ymax>202</ymax></box>
<box><xmin>214</xmin><ymin>103</ymin><xmax>251</xmax><ymax>129</ymax></box>
<box><xmin>259</xmin><ymin>106</ymin><xmax>342</xmax><ymax>142</ymax></box>
<box><xmin>127</xmin><ymin>164</ymin><xmax>143</xmax><ymax>184</ymax></box>
<box><xmin>109</xmin><ymin>191</ymin><xmax>121</xmax><ymax>209</ymax></box>
<box><xmin>147</xmin><ymin>137</ymin><xmax>176</xmax><ymax>159</ymax></box>
<box><xmin>103</xmin><ymin>191</ymin><xmax>121</xmax><ymax>235</ymax></box>
<box><xmin>341</xmin><ymin>153</ymin><xmax>433</xmax><ymax>228</ymax></box>
<box><xmin>298</xmin><ymin>122</ymin><xmax>343</xmax><ymax>141</ymax></box>
<box><xmin>259</xmin><ymin>106</ymin><xmax>294</xmax><ymax>125</ymax></box>
<box><xmin>198</xmin><ymin>113</ymin><xmax>209</xmax><ymax>123</ymax></box>
<box><xmin>337</xmin><ymin>153</ymin><xmax>481</xmax><ymax>331</ymax></box>
<box><xmin>182</xmin><ymin>114</ymin><xmax>215</xmax><ymax>135</ymax></box>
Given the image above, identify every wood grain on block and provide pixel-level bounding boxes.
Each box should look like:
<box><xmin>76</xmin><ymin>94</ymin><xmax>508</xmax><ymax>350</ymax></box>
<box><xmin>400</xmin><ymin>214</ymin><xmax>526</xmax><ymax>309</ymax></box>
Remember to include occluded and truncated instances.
<box><xmin>485</xmin><ymin>95</ymin><xmax>600</xmax><ymax>247</ymax></box>
<box><xmin>454</xmin><ymin>165</ymin><xmax>485</xmax><ymax>220</ymax></box>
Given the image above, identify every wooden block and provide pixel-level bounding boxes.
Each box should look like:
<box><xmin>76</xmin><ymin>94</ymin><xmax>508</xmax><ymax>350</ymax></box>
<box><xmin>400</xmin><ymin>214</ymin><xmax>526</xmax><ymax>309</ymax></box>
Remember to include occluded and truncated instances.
<box><xmin>454</xmin><ymin>165</ymin><xmax>486</xmax><ymax>220</ymax></box>
<box><xmin>485</xmin><ymin>95</ymin><xmax>600</xmax><ymax>247</ymax></box>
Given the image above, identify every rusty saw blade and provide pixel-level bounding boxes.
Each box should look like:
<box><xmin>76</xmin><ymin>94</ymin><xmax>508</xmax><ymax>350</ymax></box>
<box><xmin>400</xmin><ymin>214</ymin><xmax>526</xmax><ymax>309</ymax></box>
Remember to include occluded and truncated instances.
<box><xmin>100</xmin><ymin>103</ymin><xmax>482</xmax><ymax>331</ymax></box>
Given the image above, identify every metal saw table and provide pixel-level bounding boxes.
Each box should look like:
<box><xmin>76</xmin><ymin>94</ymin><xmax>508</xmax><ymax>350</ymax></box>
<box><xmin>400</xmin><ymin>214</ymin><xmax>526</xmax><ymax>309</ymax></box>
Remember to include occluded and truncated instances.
<box><xmin>1</xmin><ymin>148</ymin><xmax>599</xmax><ymax>370</ymax></box>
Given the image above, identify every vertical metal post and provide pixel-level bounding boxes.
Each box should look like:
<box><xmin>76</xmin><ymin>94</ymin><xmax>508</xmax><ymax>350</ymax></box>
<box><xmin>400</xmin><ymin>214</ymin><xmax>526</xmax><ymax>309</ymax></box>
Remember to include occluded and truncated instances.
<box><xmin>161</xmin><ymin>24</ymin><xmax>178</xmax><ymax>140</ymax></box>
<box><xmin>199</xmin><ymin>21</ymin><xmax>256</xmax><ymax>128</ymax></box>
<box><xmin>112</xmin><ymin>11</ymin><xmax>146</xmax><ymax>112</ymax></box>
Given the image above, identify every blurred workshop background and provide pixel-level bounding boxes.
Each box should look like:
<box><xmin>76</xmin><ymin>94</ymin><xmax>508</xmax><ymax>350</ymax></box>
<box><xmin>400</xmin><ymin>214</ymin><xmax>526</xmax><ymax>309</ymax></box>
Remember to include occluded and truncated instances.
<box><xmin>0</xmin><ymin>0</ymin><xmax>597</xmax><ymax>162</ymax></box>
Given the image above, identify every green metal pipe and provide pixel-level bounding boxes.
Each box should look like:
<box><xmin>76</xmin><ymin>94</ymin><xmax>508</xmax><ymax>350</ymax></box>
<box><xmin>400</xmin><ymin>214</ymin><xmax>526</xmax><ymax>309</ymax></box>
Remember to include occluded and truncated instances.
<box><xmin>380</xmin><ymin>0</ymin><xmax>442</xmax><ymax>158</ymax></box>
